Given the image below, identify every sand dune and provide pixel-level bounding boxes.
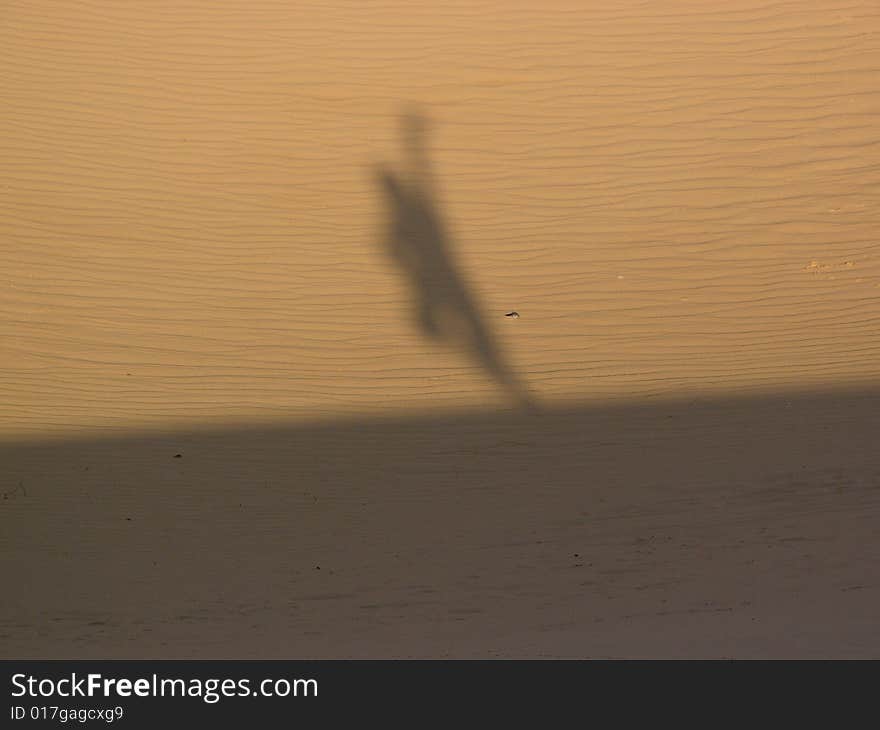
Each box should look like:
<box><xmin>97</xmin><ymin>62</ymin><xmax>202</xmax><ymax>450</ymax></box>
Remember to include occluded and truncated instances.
<box><xmin>1</xmin><ymin>1</ymin><xmax>878</xmax><ymax>657</ymax></box>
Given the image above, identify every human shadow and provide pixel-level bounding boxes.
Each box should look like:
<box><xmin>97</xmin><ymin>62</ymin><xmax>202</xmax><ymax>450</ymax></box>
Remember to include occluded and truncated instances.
<box><xmin>374</xmin><ymin>110</ymin><xmax>535</xmax><ymax>410</ymax></box>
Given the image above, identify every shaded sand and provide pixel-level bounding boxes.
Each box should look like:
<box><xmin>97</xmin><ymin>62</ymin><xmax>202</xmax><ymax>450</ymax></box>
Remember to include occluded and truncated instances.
<box><xmin>2</xmin><ymin>390</ymin><xmax>879</xmax><ymax>658</ymax></box>
<box><xmin>1</xmin><ymin>1</ymin><xmax>879</xmax><ymax>656</ymax></box>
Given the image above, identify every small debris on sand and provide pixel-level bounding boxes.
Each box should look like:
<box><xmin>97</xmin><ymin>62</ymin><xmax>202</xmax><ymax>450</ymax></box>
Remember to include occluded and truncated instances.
<box><xmin>804</xmin><ymin>259</ymin><xmax>856</xmax><ymax>273</ymax></box>
<box><xmin>505</xmin><ymin>311</ymin><xmax>520</xmax><ymax>318</ymax></box>
<box><xmin>2</xmin><ymin>482</ymin><xmax>26</xmax><ymax>500</ymax></box>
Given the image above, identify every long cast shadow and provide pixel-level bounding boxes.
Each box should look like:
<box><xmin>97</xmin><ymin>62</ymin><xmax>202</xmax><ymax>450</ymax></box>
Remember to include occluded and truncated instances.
<box><xmin>375</xmin><ymin>110</ymin><xmax>535</xmax><ymax>409</ymax></box>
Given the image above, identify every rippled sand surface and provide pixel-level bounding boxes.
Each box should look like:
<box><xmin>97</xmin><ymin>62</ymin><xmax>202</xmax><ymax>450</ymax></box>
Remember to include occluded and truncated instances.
<box><xmin>2</xmin><ymin>1</ymin><xmax>878</xmax><ymax>657</ymax></box>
